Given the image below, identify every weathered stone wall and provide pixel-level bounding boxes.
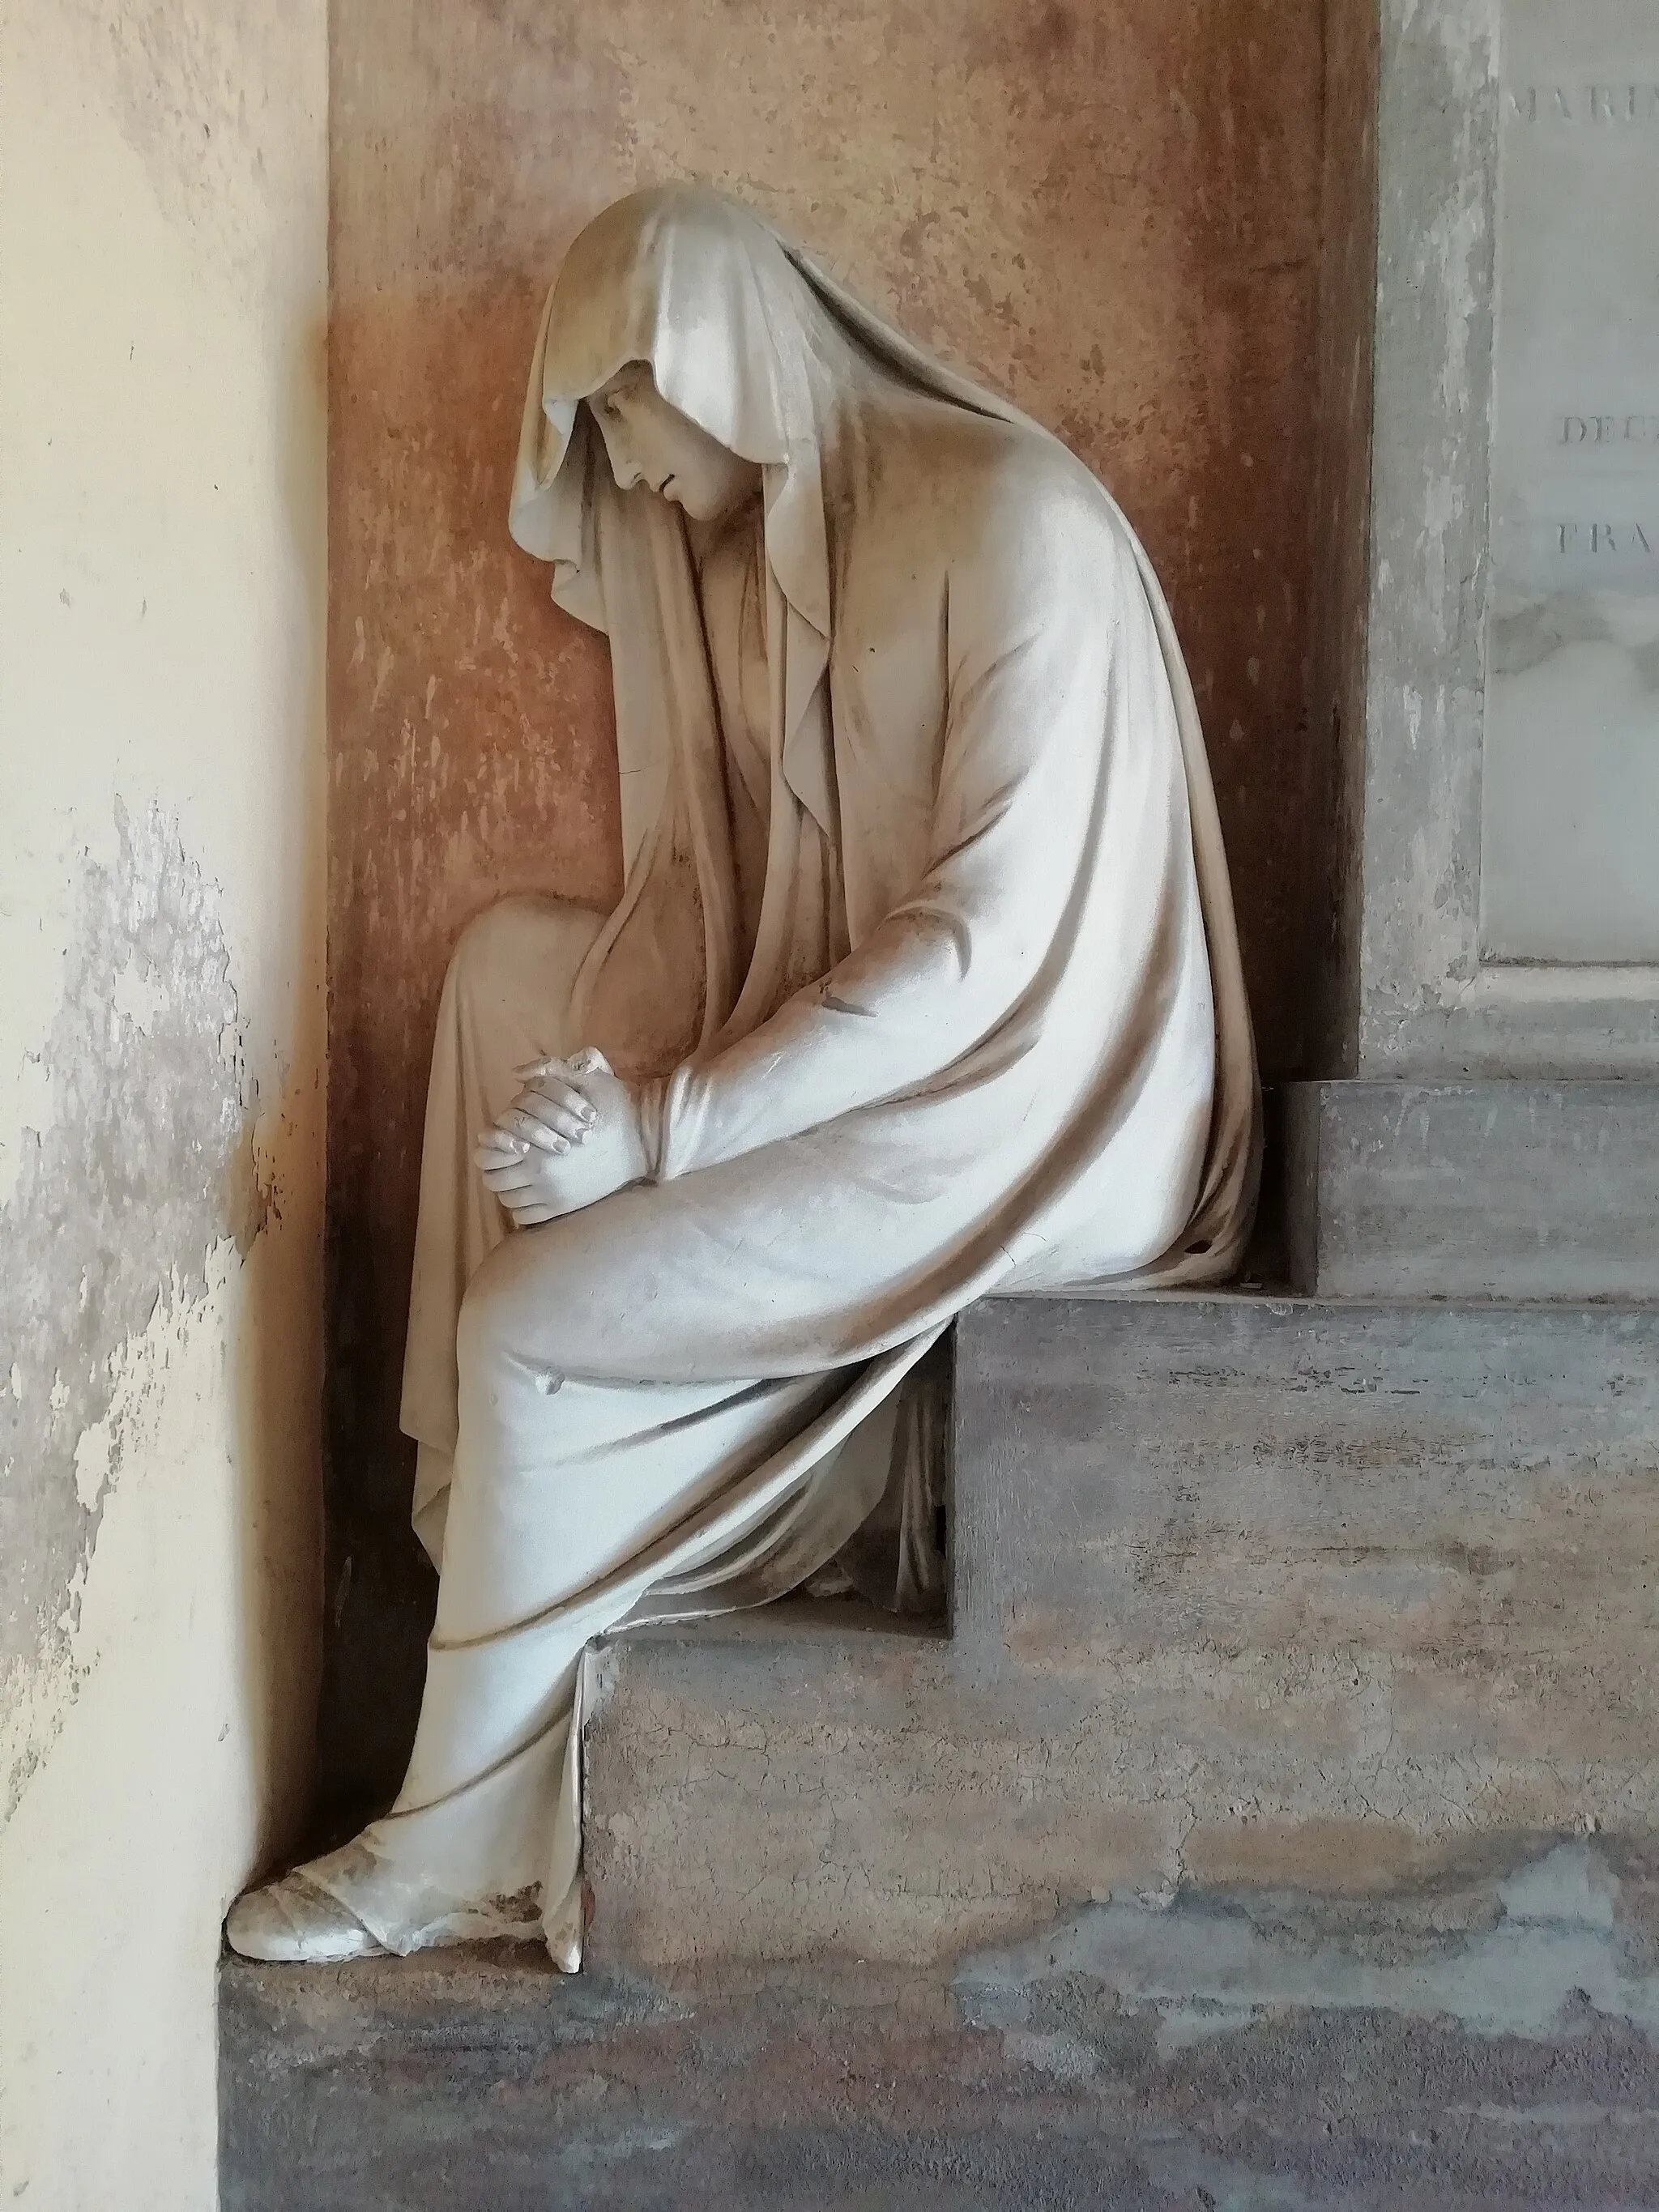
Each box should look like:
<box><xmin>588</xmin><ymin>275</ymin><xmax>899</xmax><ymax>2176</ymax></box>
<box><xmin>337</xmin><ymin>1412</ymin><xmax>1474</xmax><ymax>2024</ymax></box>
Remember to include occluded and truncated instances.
<box><xmin>1346</xmin><ymin>0</ymin><xmax>1659</xmax><ymax>1075</ymax></box>
<box><xmin>1307</xmin><ymin>0</ymin><xmax>1380</xmax><ymax>1074</ymax></box>
<box><xmin>322</xmin><ymin>0</ymin><xmax>1332</xmax><ymax>1816</ymax></box>
<box><xmin>0</xmin><ymin>4</ymin><xmax>327</xmax><ymax>2203</ymax></box>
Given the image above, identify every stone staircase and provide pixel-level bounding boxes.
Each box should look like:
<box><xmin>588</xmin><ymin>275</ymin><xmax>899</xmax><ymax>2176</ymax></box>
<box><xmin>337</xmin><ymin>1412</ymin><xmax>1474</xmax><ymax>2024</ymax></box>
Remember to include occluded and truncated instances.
<box><xmin>220</xmin><ymin>1084</ymin><xmax>1659</xmax><ymax>2210</ymax></box>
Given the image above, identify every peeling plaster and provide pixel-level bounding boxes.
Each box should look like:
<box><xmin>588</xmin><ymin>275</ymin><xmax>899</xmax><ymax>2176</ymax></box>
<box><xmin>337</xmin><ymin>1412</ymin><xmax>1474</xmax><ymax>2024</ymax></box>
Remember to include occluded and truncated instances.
<box><xmin>0</xmin><ymin>801</ymin><xmax>269</xmax><ymax>1815</ymax></box>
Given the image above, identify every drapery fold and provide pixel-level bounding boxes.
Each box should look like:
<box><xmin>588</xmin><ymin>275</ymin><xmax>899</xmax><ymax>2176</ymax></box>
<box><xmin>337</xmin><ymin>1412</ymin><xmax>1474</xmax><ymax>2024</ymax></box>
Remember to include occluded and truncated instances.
<box><xmin>507</xmin><ymin>184</ymin><xmax>1260</xmax><ymax>1300</ymax></box>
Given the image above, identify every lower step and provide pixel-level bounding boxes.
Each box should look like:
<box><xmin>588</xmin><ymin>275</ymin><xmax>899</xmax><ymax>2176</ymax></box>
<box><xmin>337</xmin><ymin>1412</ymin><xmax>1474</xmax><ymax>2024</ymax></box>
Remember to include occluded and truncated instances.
<box><xmin>583</xmin><ymin>1296</ymin><xmax>1659</xmax><ymax>1970</ymax></box>
<box><xmin>220</xmin><ymin>1839</ymin><xmax>1659</xmax><ymax>2210</ymax></box>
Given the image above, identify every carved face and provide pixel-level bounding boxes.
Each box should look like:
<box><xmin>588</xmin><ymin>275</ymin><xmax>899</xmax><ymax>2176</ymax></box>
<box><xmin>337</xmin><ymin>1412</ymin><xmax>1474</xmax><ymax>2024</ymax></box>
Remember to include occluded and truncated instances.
<box><xmin>588</xmin><ymin>363</ymin><xmax>760</xmax><ymax>524</ymax></box>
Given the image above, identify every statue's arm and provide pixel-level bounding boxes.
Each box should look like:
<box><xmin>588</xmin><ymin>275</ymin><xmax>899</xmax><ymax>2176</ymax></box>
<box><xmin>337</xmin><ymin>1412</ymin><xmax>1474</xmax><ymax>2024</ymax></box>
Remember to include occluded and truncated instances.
<box><xmin>649</xmin><ymin>497</ymin><xmax>1124</xmax><ymax>1179</ymax></box>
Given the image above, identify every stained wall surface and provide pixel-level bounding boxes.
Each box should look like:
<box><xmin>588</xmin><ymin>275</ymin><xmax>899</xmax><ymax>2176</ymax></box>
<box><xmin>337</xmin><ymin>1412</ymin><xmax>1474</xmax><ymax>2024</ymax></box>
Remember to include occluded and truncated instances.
<box><xmin>324</xmin><ymin>0</ymin><xmax>1330</xmax><ymax>1811</ymax></box>
<box><xmin>0</xmin><ymin>4</ymin><xmax>327</xmax><ymax>2204</ymax></box>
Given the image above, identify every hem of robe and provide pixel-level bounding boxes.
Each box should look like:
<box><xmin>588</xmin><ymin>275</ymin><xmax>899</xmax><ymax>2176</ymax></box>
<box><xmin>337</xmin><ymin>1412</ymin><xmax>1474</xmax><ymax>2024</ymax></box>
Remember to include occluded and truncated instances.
<box><xmin>379</xmin><ymin>1328</ymin><xmax>945</xmax><ymax>1963</ymax></box>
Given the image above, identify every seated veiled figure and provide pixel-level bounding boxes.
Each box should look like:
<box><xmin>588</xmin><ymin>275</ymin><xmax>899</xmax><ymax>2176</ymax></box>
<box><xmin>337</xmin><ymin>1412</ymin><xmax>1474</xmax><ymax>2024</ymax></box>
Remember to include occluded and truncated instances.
<box><xmin>228</xmin><ymin>185</ymin><xmax>1260</xmax><ymax>1969</ymax></box>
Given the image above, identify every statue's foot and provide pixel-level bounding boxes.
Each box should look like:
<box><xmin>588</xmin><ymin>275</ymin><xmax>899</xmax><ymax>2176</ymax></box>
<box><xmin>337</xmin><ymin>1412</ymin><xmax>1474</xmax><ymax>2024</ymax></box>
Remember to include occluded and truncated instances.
<box><xmin>228</xmin><ymin>1835</ymin><xmax>581</xmax><ymax>1967</ymax></box>
<box><xmin>225</xmin><ymin>1869</ymin><xmax>388</xmax><ymax>1963</ymax></box>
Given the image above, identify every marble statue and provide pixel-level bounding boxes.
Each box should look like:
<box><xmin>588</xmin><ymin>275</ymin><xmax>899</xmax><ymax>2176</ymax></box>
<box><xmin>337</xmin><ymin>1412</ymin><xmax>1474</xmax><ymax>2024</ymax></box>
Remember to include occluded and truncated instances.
<box><xmin>227</xmin><ymin>185</ymin><xmax>1260</xmax><ymax>1968</ymax></box>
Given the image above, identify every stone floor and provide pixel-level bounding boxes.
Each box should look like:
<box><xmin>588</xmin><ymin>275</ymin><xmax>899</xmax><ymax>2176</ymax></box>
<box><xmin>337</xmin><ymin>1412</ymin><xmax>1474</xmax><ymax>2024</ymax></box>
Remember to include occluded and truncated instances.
<box><xmin>222</xmin><ymin>1894</ymin><xmax>1659</xmax><ymax>2210</ymax></box>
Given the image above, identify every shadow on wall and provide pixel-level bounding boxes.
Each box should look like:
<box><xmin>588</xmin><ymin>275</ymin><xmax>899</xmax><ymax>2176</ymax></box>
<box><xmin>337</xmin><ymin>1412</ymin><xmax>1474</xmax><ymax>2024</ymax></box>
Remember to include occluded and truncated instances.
<box><xmin>229</xmin><ymin>296</ymin><xmax>331</xmax><ymax>1884</ymax></box>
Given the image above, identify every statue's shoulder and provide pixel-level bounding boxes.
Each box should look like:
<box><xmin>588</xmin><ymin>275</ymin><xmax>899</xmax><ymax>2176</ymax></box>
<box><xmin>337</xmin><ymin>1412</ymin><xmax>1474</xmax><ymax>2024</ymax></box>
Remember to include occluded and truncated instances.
<box><xmin>862</xmin><ymin>403</ymin><xmax>1117</xmax><ymax>560</ymax></box>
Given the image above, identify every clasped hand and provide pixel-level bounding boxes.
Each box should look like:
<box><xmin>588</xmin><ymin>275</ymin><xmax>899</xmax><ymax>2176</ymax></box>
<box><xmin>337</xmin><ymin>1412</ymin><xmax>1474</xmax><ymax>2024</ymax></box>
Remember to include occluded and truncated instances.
<box><xmin>473</xmin><ymin>1046</ymin><xmax>650</xmax><ymax>1226</ymax></box>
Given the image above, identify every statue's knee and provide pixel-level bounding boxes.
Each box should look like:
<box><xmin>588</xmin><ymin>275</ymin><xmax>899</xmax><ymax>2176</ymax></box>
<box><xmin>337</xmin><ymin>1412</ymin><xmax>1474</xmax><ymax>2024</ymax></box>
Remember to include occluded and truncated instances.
<box><xmin>458</xmin><ymin>1262</ymin><xmax>566</xmax><ymax>1405</ymax></box>
<box><xmin>446</xmin><ymin>891</ymin><xmax>599</xmax><ymax>1012</ymax></box>
<box><xmin>455</xmin><ymin>1269</ymin><xmax>504</xmax><ymax>1383</ymax></box>
<box><xmin>446</xmin><ymin>893</ymin><xmax>542</xmax><ymax>1000</ymax></box>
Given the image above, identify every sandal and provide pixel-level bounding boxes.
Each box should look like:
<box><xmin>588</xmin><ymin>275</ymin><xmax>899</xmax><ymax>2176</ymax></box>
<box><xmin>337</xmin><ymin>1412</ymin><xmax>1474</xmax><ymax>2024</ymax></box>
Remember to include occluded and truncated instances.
<box><xmin>225</xmin><ymin>1869</ymin><xmax>388</xmax><ymax>1963</ymax></box>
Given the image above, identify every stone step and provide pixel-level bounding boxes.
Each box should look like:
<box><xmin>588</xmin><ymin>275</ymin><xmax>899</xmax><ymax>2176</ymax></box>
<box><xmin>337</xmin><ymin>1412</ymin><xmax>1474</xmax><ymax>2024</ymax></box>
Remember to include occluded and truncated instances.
<box><xmin>582</xmin><ymin>1292</ymin><xmax>1659</xmax><ymax>1971</ymax></box>
<box><xmin>1282</xmin><ymin>1078</ymin><xmax>1659</xmax><ymax>1300</ymax></box>
<box><xmin>220</xmin><ymin>1290</ymin><xmax>1659</xmax><ymax>2206</ymax></box>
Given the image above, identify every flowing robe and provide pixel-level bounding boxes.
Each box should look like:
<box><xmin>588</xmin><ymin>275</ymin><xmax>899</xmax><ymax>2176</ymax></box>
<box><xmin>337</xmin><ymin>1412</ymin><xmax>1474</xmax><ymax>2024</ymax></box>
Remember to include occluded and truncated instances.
<box><xmin>320</xmin><ymin>189</ymin><xmax>1260</xmax><ymax>1965</ymax></box>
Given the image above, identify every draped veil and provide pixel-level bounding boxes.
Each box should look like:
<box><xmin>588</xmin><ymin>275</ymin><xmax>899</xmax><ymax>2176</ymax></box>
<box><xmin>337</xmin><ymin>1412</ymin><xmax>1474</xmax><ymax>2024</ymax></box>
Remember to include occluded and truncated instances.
<box><xmin>506</xmin><ymin>185</ymin><xmax>1260</xmax><ymax>1293</ymax></box>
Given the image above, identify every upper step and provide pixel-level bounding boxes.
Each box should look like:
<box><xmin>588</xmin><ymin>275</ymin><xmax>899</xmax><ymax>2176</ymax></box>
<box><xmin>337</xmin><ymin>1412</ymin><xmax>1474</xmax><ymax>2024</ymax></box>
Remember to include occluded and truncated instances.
<box><xmin>582</xmin><ymin>1290</ymin><xmax>1659</xmax><ymax>1970</ymax></box>
<box><xmin>1282</xmin><ymin>1078</ymin><xmax>1659</xmax><ymax>1300</ymax></box>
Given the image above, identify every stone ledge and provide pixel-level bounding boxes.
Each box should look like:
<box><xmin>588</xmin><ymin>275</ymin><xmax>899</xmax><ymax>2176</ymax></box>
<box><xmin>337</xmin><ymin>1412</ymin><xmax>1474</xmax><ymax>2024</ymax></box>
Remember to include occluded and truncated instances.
<box><xmin>624</xmin><ymin>1594</ymin><xmax>946</xmax><ymax>1647</ymax></box>
<box><xmin>1283</xmin><ymin>1079</ymin><xmax>1659</xmax><ymax>1301</ymax></box>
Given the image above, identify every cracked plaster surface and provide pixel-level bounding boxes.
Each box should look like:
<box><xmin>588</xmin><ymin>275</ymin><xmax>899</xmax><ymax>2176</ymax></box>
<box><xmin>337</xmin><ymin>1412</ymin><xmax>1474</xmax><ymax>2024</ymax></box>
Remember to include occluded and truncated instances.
<box><xmin>0</xmin><ymin>802</ymin><xmax>270</xmax><ymax>1815</ymax></box>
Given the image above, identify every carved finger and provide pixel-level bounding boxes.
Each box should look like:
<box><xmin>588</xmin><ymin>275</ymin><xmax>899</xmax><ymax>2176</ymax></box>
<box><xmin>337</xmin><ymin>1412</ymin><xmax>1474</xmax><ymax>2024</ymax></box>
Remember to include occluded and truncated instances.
<box><xmin>507</xmin><ymin>1072</ymin><xmax>595</xmax><ymax>1121</ymax></box>
<box><xmin>533</xmin><ymin>1103</ymin><xmax>594</xmax><ymax>1142</ymax></box>
<box><xmin>481</xmin><ymin>1161</ymin><xmax>542</xmax><ymax>1194</ymax></box>
<box><xmin>526</xmin><ymin>1077</ymin><xmax>599</xmax><ymax>1128</ymax></box>
<box><xmin>501</xmin><ymin>1103</ymin><xmax>575</xmax><ymax>1152</ymax></box>
<box><xmin>511</xmin><ymin>1094</ymin><xmax>590</xmax><ymax>1144</ymax></box>
<box><xmin>514</xmin><ymin>1045</ymin><xmax>612</xmax><ymax>1083</ymax></box>
<box><xmin>474</xmin><ymin>1139</ymin><xmax>527</xmax><ymax>1171</ymax></box>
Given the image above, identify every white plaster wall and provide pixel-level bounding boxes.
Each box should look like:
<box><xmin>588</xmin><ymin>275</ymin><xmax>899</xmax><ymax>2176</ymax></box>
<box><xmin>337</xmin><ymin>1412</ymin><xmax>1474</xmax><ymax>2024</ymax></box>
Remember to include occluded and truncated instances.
<box><xmin>0</xmin><ymin>4</ymin><xmax>327</xmax><ymax>2205</ymax></box>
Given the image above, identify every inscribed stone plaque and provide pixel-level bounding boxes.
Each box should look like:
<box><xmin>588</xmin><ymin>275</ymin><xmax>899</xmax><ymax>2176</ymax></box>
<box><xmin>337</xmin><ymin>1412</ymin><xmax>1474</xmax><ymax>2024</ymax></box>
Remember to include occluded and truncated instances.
<box><xmin>1482</xmin><ymin>1</ymin><xmax>1659</xmax><ymax>962</ymax></box>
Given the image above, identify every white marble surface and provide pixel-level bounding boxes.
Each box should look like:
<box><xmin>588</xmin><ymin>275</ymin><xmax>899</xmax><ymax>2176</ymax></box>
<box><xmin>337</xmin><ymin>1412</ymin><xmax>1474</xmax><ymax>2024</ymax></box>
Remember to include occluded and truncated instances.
<box><xmin>228</xmin><ymin>186</ymin><xmax>1260</xmax><ymax>1967</ymax></box>
<box><xmin>1482</xmin><ymin>0</ymin><xmax>1659</xmax><ymax>962</ymax></box>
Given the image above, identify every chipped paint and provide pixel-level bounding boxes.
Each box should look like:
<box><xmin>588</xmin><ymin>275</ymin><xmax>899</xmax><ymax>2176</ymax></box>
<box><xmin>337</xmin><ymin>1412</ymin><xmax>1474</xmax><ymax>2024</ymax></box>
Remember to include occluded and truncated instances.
<box><xmin>0</xmin><ymin>805</ymin><xmax>269</xmax><ymax>1814</ymax></box>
